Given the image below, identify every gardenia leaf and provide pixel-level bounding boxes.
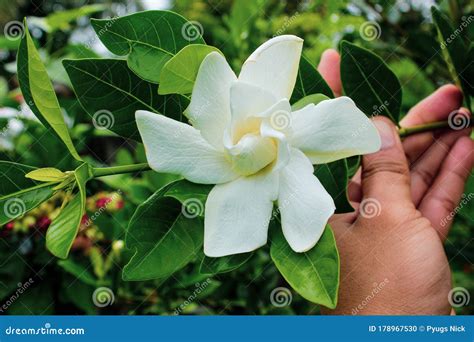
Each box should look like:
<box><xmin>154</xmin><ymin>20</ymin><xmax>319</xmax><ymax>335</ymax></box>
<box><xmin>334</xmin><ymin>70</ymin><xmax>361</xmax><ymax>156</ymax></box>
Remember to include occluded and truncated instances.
<box><xmin>91</xmin><ymin>11</ymin><xmax>205</xmax><ymax>83</ymax></box>
<box><xmin>25</xmin><ymin>167</ymin><xmax>67</xmax><ymax>182</ymax></box>
<box><xmin>199</xmin><ymin>252</ymin><xmax>253</xmax><ymax>275</ymax></box>
<box><xmin>123</xmin><ymin>180</ymin><xmax>212</xmax><ymax>281</ymax></box>
<box><xmin>17</xmin><ymin>21</ymin><xmax>82</xmax><ymax>161</ymax></box>
<box><xmin>0</xmin><ymin>161</ymin><xmax>38</xmax><ymax>196</ymax></box>
<box><xmin>46</xmin><ymin>163</ymin><xmax>92</xmax><ymax>259</ymax></box>
<box><xmin>0</xmin><ymin>183</ymin><xmax>55</xmax><ymax>225</ymax></box>
<box><xmin>63</xmin><ymin>58</ymin><xmax>189</xmax><ymax>141</ymax></box>
<box><xmin>159</xmin><ymin>45</ymin><xmax>222</xmax><ymax>95</ymax></box>
<box><xmin>340</xmin><ymin>40</ymin><xmax>402</xmax><ymax>123</ymax></box>
<box><xmin>270</xmin><ymin>223</ymin><xmax>339</xmax><ymax>309</ymax></box>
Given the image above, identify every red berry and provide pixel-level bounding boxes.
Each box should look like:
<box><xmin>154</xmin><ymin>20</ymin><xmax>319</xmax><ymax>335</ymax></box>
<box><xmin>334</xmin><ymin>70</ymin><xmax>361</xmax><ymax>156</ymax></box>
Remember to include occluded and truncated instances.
<box><xmin>36</xmin><ymin>217</ymin><xmax>51</xmax><ymax>231</ymax></box>
<box><xmin>95</xmin><ymin>197</ymin><xmax>111</xmax><ymax>209</ymax></box>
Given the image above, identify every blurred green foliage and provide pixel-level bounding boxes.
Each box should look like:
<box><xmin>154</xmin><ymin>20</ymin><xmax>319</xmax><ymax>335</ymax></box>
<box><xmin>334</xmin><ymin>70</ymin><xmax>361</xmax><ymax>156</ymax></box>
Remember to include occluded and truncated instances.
<box><xmin>0</xmin><ymin>0</ymin><xmax>472</xmax><ymax>315</ymax></box>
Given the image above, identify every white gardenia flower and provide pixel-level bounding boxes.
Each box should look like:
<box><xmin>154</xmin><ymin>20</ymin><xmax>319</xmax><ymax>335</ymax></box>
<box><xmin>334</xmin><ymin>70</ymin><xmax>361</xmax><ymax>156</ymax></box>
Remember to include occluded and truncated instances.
<box><xmin>136</xmin><ymin>35</ymin><xmax>381</xmax><ymax>257</ymax></box>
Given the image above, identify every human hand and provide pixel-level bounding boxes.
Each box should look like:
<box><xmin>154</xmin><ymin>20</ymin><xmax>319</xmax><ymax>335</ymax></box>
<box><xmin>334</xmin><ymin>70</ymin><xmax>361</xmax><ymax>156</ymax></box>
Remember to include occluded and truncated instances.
<box><xmin>317</xmin><ymin>49</ymin><xmax>474</xmax><ymax>315</ymax></box>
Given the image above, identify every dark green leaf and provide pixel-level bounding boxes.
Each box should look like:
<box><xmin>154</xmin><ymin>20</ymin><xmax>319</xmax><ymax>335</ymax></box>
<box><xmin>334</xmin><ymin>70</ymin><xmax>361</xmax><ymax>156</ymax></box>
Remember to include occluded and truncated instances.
<box><xmin>159</xmin><ymin>45</ymin><xmax>221</xmax><ymax>95</ymax></box>
<box><xmin>63</xmin><ymin>58</ymin><xmax>188</xmax><ymax>141</ymax></box>
<box><xmin>46</xmin><ymin>163</ymin><xmax>92</xmax><ymax>259</ymax></box>
<box><xmin>291</xmin><ymin>55</ymin><xmax>334</xmax><ymax>103</ymax></box>
<box><xmin>17</xmin><ymin>21</ymin><xmax>82</xmax><ymax>161</ymax></box>
<box><xmin>271</xmin><ymin>224</ymin><xmax>339</xmax><ymax>309</ymax></box>
<box><xmin>340</xmin><ymin>40</ymin><xmax>402</xmax><ymax>123</ymax></box>
<box><xmin>0</xmin><ymin>161</ymin><xmax>37</xmax><ymax>196</ymax></box>
<box><xmin>315</xmin><ymin>160</ymin><xmax>353</xmax><ymax>213</ymax></box>
<box><xmin>91</xmin><ymin>11</ymin><xmax>205</xmax><ymax>83</ymax></box>
<box><xmin>123</xmin><ymin>180</ymin><xmax>211</xmax><ymax>281</ymax></box>
<box><xmin>0</xmin><ymin>183</ymin><xmax>55</xmax><ymax>225</ymax></box>
<box><xmin>200</xmin><ymin>252</ymin><xmax>253</xmax><ymax>275</ymax></box>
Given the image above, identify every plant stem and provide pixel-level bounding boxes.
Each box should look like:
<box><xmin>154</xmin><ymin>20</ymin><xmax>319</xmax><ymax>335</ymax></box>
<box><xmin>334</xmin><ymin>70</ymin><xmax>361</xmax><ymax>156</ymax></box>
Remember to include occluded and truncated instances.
<box><xmin>92</xmin><ymin>163</ymin><xmax>151</xmax><ymax>178</ymax></box>
<box><xmin>398</xmin><ymin>117</ymin><xmax>473</xmax><ymax>138</ymax></box>
<box><xmin>90</xmin><ymin>118</ymin><xmax>472</xmax><ymax>178</ymax></box>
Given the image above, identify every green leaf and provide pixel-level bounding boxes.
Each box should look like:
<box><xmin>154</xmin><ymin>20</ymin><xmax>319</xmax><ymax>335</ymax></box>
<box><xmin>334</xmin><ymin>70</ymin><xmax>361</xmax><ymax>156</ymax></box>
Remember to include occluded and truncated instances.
<box><xmin>91</xmin><ymin>11</ymin><xmax>205</xmax><ymax>83</ymax></box>
<box><xmin>340</xmin><ymin>40</ymin><xmax>402</xmax><ymax>123</ymax></box>
<box><xmin>17</xmin><ymin>21</ymin><xmax>82</xmax><ymax>161</ymax></box>
<box><xmin>0</xmin><ymin>161</ymin><xmax>38</xmax><ymax>196</ymax></box>
<box><xmin>271</xmin><ymin>224</ymin><xmax>339</xmax><ymax>309</ymax></box>
<box><xmin>123</xmin><ymin>180</ymin><xmax>212</xmax><ymax>281</ymax></box>
<box><xmin>57</xmin><ymin>259</ymin><xmax>98</xmax><ymax>287</ymax></box>
<box><xmin>291</xmin><ymin>55</ymin><xmax>334</xmax><ymax>103</ymax></box>
<box><xmin>46</xmin><ymin>163</ymin><xmax>92</xmax><ymax>259</ymax></box>
<box><xmin>431</xmin><ymin>7</ymin><xmax>471</xmax><ymax>108</ymax></box>
<box><xmin>291</xmin><ymin>94</ymin><xmax>330</xmax><ymax>111</ymax></box>
<box><xmin>25</xmin><ymin>167</ymin><xmax>66</xmax><ymax>182</ymax></box>
<box><xmin>63</xmin><ymin>58</ymin><xmax>189</xmax><ymax>141</ymax></box>
<box><xmin>200</xmin><ymin>252</ymin><xmax>253</xmax><ymax>275</ymax></box>
<box><xmin>0</xmin><ymin>183</ymin><xmax>55</xmax><ymax>225</ymax></box>
<box><xmin>315</xmin><ymin>160</ymin><xmax>353</xmax><ymax>213</ymax></box>
<box><xmin>159</xmin><ymin>45</ymin><xmax>221</xmax><ymax>95</ymax></box>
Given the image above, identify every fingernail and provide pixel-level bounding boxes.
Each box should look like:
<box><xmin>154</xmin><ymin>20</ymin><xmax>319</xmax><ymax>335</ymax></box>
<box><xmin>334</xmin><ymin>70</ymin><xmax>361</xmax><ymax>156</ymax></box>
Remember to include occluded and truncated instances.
<box><xmin>374</xmin><ymin>120</ymin><xmax>395</xmax><ymax>150</ymax></box>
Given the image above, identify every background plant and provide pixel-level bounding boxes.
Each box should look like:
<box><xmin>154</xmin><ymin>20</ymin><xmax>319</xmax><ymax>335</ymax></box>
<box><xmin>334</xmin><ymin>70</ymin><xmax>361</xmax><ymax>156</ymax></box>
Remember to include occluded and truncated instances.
<box><xmin>0</xmin><ymin>0</ymin><xmax>472</xmax><ymax>315</ymax></box>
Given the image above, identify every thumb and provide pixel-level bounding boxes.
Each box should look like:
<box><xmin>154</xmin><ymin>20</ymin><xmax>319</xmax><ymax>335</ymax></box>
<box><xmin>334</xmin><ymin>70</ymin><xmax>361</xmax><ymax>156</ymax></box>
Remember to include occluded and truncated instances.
<box><xmin>361</xmin><ymin>117</ymin><xmax>412</xmax><ymax>204</ymax></box>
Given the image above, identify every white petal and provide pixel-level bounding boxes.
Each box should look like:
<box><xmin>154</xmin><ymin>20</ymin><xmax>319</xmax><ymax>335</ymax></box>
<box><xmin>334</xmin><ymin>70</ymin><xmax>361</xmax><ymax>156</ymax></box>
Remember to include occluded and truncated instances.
<box><xmin>185</xmin><ymin>52</ymin><xmax>236</xmax><ymax>149</ymax></box>
<box><xmin>290</xmin><ymin>97</ymin><xmax>382</xmax><ymax>164</ymax></box>
<box><xmin>229</xmin><ymin>81</ymin><xmax>276</xmax><ymax>140</ymax></box>
<box><xmin>278</xmin><ymin>148</ymin><xmax>335</xmax><ymax>253</ymax></box>
<box><xmin>204</xmin><ymin>171</ymin><xmax>279</xmax><ymax>257</ymax></box>
<box><xmin>136</xmin><ymin>110</ymin><xmax>238</xmax><ymax>184</ymax></box>
<box><xmin>239</xmin><ymin>35</ymin><xmax>303</xmax><ymax>99</ymax></box>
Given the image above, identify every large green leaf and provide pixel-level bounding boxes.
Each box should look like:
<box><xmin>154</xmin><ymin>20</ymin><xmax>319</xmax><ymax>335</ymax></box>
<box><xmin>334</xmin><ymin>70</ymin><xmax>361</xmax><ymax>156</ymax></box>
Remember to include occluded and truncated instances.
<box><xmin>91</xmin><ymin>11</ymin><xmax>205</xmax><ymax>83</ymax></box>
<box><xmin>63</xmin><ymin>58</ymin><xmax>188</xmax><ymax>141</ymax></box>
<box><xmin>270</xmin><ymin>224</ymin><xmax>339</xmax><ymax>309</ymax></box>
<box><xmin>291</xmin><ymin>55</ymin><xmax>334</xmax><ymax>103</ymax></box>
<box><xmin>123</xmin><ymin>180</ymin><xmax>212</xmax><ymax>281</ymax></box>
<box><xmin>340</xmin><ymin>41</ymin><xmax>402</xmax><ymax>123</ymax></box>
<box><xmin>0</xmin><ymin>161</ymin><xmax>37</xmax><ymax>196</ymax></box>
<box><xmin>315</xmin><ymin>160</ymin><xmax>353</xmax><ymax>213</ymax></box>
<box><xmin>17</xmin><ymin>21</ymin><xmax>82</xmax><ymax>161</ymax></box>
<box><xmin>0</xmin><ymin>183</ymin><xmax>55</xmax><ymax>225</ymax></box>
<box><xmin>431</xmin><ymin>7</ymin><xmax>471</xmax><ymax>108</ymax></box>
<box><xmin>46</xmin><ymin>163</ymin><xmax>92</xmax><ymax>259</ymax></box>
<box><xmin>159</xmin><ymin>45</ymin><xmax>221</xmax><ymax>95</ymax></box>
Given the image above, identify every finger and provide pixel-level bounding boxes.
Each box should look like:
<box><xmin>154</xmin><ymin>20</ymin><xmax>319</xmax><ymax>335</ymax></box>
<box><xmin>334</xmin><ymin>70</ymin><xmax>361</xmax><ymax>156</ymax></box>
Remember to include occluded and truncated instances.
<box><xmin>401</xmin><ymin>85</ymin><xmax>463</xmax><ymax>163</ymax></box>
<box><xmin>317</xmin><ymin>49</ymin><xmax>342</xmax><ymax>97</ymax></box>
<box><xmin>361</xmin><ymin>117</ymin><xmax>412</xmax><ymax>205</ymax></box>
<box><xmin>347</xmin><ymin>169</ymin><xmax>362</xmax><ymax>203</ymax></box>
<box><xmin>418</xmin><ymin>136</ymin><xmax>474</xmax><ymax>240</ymax></box>
<box><xmin>410</xmin><ymin>127</ymin><xmax>471</xmax><ymax>206</ymax></box>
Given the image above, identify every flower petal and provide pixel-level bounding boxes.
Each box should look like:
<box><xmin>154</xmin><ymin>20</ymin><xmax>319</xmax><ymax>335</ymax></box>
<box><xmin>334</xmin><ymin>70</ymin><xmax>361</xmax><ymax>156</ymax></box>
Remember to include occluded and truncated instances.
<box><xmin>204</xmin><ymin>171</ymin><xmax>278</xmax><ymax>257</ymax></box>
<box><xmin>229</xmin><ymin>81</ymin><xmax>276</xmax><ymax>140</ymax></box>
<box><xmin>136</xmin><ymin>110</ymin><xmax>238</xmax><ymax>184</ymax></box>
<box><xmin>185</xmin><ymin>52</ymin><xmax>237</xmax><ymax>149</ymax></box>
<box><xmin>278</xmin><ymin>148</ymin><xmax>335</xmax><ymax>253</ymax></box>
<box><xmin>290</xmin><ymin>97</ymin><xmax>381</xmax><ymax>164</ymax></box>
<box><xmin>239</xmin><ymin>35</ymin><xmax>303</xmax><ymax>99</ymax></box>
